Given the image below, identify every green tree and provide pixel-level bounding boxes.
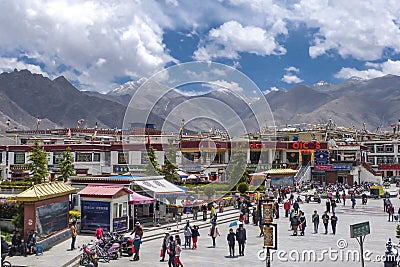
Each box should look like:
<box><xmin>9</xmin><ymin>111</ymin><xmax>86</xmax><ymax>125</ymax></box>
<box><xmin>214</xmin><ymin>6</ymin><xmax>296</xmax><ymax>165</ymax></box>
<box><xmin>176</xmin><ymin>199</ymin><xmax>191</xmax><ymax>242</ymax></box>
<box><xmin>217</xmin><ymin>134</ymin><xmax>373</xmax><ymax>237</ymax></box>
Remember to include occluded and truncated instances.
<box><xmin>11</xmin><ymin>202</ymin><xmax>24</xmax><ymax>231</ymax></box>
<box><xmin>203</xmin><ymin>184</ymin><xmax>216</xmax><ymax>199</ymax></box>
<box><xmin>144</xmin><ymin>146</ymin><xmax>162</xmax><ymax>176</ymax></box>
<box><xmin>225</xmin><ymin>144</ymin><xmax>249</xmax><ymax>187</ymax></box>
<box><xmin>60</xmin><ymin>147</ymin><xmax>75</xmax><ymax>182</ymax></box>
<box><xmin>162</xmin><ymin>140</ymin><xmax>179</xmax><ymax>183</ymax></box>
<box><xmin>29</xmin><ymin>140</ymin><xmax>49</xmax><ymax>184</ymax></box>
<box><xmin>237</xmin><ymin>182</ymin><xmax>249</xmax><ymax>195</ymax></box>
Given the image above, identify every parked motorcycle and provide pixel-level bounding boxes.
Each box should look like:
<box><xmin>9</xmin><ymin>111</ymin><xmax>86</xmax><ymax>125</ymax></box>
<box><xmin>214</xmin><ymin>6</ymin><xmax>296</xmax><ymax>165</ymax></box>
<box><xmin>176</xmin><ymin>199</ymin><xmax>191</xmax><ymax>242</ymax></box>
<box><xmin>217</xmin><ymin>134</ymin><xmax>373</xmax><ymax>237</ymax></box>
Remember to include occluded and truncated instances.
<box><xmin>98</xmin><ymin>239</ymin><xmax>121</xmax><ymax>260</ymax></box>
<box><xmin>79</xmin><ymin>244</ymin><xmax>98</xmax><ymax>267</ymax></box>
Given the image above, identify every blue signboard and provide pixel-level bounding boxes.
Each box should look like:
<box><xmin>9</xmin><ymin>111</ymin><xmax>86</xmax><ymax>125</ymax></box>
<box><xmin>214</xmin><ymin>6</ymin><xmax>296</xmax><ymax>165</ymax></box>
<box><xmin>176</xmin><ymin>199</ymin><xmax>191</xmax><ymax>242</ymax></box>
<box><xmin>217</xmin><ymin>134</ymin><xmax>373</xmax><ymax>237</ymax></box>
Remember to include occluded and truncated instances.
<box><xmin>81</xmin><ymin>201</ymin><xmax>110</xmax><ymax>232</ymax></box>
<box><xmin>332</xmin><ymin>163</ymin><xmax>353</xmax><ymax>170</ymax></box>
<box><xmin>314</xmin><ymin>150</ymin><xmax>329</xmax><ymax>165</ymax></box>
<box><xmin>113</xmin><ymin>216</ymin><xmax>128</xmax><ymax>232</ymax></box>
<box><xmin>36</xmin><ymin>201</ymin><xmax>69</xmax><ymax>238</ymax></box>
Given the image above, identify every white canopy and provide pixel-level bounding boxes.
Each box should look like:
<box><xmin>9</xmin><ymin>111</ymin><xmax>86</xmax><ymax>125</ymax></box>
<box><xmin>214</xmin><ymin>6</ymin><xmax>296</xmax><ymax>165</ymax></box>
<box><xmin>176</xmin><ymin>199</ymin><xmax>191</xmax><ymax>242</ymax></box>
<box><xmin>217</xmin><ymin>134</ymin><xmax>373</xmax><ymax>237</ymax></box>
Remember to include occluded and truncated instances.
<box><xmin>133</xmin><ymin>176</ymin><xmax>186</xmax><ymax>198</ymax></box>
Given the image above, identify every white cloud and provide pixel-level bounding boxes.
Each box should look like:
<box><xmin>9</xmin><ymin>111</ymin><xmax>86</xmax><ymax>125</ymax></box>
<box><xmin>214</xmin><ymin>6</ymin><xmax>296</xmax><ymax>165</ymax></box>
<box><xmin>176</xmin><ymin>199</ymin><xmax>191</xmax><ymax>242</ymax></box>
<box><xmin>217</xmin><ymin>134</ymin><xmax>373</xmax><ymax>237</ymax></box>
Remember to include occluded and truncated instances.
<box><xmin>281</xmin><ymin>65</ymin><xmax>303</xmax><ymax>84</ymax></box>
<box><xmin>281</xmin><ymin>74</ymin><xmax>303</xmax><ymax>84</ymax></box>
<box><xmin>335</xmin><ymin>59</ymin><xmax>400</xmax><ymax>79</ymax></box>
<box><xmin>0</xmin><ymin>57</ymin><xmax>48</xmax><ymax>76</ymax></box>
<box><xmin>194</xmin><ymin>21</ymin><xmax>286</xmax><ymax>60</ymax></box>
<box><xmin>207</xmin><ymin>80</ymin><xmax>244</xmax><ymax>92</ymax></box>
<box><xmin>294</xmin><ymin>0</ymin><xmax>400</xmax><ymax>61</ymax></box>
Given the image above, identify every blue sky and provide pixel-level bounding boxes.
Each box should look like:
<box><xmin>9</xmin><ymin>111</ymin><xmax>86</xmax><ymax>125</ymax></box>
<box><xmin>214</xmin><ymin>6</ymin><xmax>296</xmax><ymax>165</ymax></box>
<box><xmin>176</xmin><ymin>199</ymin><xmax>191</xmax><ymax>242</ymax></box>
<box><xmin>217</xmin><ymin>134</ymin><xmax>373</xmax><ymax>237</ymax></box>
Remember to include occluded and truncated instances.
<box><xmin>1</xmin><ymin>0</ymin><xmax>400</xmax><ymax>93</ymax></box>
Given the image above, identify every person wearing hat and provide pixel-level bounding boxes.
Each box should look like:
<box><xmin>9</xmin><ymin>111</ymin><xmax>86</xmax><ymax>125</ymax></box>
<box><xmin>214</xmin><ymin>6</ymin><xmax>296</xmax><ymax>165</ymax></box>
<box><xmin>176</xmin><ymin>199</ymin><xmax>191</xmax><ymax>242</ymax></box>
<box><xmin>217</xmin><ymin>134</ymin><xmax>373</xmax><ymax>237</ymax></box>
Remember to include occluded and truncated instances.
<box><xmin>131</xmin><ymin>222</ymin><xmax>143</xmax><ymax>239</ymax></box>
<box><xmin>95</xmin><ymin>224</ymin><xmax>104</xmax><ymax>239</ymax></box>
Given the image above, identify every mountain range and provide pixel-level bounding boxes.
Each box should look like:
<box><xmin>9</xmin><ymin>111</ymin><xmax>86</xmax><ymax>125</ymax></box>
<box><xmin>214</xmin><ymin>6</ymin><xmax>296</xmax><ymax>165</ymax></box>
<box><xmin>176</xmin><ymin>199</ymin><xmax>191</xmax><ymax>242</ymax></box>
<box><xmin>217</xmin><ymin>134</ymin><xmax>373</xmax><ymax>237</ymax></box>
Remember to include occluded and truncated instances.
<box><xmin>0</xmin><ymin>69</ymin><xmax>399</xmax><ymax>132</ymax></box>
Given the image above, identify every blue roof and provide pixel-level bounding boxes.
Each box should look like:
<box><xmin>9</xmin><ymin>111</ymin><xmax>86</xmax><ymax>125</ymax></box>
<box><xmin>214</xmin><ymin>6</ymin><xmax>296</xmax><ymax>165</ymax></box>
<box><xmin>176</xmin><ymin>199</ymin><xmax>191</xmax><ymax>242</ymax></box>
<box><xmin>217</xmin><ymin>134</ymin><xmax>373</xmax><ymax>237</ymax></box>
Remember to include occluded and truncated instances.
<box><xmin>109</xmin><ymin>175</ymin><xmax>141</xmax><ymax>179</ymax></box>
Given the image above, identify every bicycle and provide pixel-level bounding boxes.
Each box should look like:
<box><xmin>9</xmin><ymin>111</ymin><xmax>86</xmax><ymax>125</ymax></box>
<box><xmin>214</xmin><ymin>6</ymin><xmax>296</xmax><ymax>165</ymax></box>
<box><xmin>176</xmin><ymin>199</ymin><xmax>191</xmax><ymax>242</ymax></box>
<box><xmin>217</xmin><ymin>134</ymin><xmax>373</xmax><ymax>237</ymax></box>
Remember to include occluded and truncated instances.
<box><xmin>1</xmin><ymin>253</ymin><xmax>12</xmax><ymax>267</ymax></box>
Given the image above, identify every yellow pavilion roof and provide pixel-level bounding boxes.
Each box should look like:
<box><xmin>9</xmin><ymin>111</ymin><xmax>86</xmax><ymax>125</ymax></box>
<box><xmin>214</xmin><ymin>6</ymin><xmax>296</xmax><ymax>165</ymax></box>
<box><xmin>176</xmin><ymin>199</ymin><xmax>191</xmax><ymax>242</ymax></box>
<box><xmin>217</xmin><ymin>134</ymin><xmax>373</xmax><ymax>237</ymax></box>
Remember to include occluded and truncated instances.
<box><xmin>266</xmin><ymin>169</ymin><xmax>298</xmax><ymax>175</ymax></box>
<box><xmin>15</xmin><ymin>181</ymin><xmax>77</xmax><ymax>202</ymax></box>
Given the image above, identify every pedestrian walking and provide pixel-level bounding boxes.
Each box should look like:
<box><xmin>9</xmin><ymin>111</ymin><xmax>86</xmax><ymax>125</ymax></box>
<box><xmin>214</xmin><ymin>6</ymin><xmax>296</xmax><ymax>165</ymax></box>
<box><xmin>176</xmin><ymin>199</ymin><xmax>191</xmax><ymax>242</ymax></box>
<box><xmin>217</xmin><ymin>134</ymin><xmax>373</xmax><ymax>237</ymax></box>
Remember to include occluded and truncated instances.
<box><xmin>351</xmin><ymin>193</ymin><xmax>356</xmax><ymax>208</ymax></box>
<box><xmin>326</xmin><ymin>199</ymin><xmax>331</xmax><ymax>213</ymax></box>
<box><xmin>94</xmin><ymin>224</ymin><xmax>104</xmax><ymax>239</ymax></box>
<box><xmin>343</xmin><ymin>193</ymin><xmax>346</xmax><ymax>206</ymax></box>
<box><xmin>299</xmin><ymin>211</ymin><xmax>306</xmax><ymax>236</ymax></box>
<box><xmin>227</xmin><ymin>228</ymin><xmax>236</xmax><ymax>257</ymax></box>
<box><xmin>167</xmin><ymin>236</ymin><xmax>176</xmax><ymax>267</ymax></box>
<box><xmin>174</xmin><ymin>236</ymin><xmax>183</xmax><ymax>267</ymax></box>
<box><xmin>183</xmin><ymin>221</ymin><xmax>192</xmax><ymax>249</ymax></box>
<box><xmin>291</xmin><ymin>212</ymin><xmax>299</xmax><ymax>236</ymax></box>
<box><xmin>130</xmin><ymin>235</ymin><xmax>142</xmax><ymax>261</ymax></box>
<box><xmin>388</xmin><ymin>204</ymin><xmax>395</xmax><ymax>222</ymax></box>
<box><xmin>191</xmin><ymin>225</ymin><xmax>200</xmax><ymax>249</ymax></box>
<box><xmin>331</xmin><ymin>200</ymin><xmax>337</xmax><ymax>213</ymax></box>
<box><xmin>208</xmin><ymin>224</ymin><xmax>220</xmax><ymax>247</ymax></box>
<box><xmin>284</xmin><ymin>200</ymin><xmax>290</xmax><ymax>217</ymax></box>
<box><xmin>192</xmin><ymin>207</ymin><xmax>198</xmax><ymax>220</ymax></box>
<box><xmin>274</xmin><ymin>201</ymin><xmax>280</xmax><ymax>219</ymax></box>
<box><xmin>322</xmin><ymin>211</ymin><xmax>329</xmax><ymax>234</ymax></box>
<box><xmin>236</xmin><ymin>223</ymin><xmax>246</xmax><ymax>256</ymax></box>
<box><xmin>336</xmin><ymin>190</ymin><xmax>341</xmax><ymax>203</ymax></box>
<box><xmin>160</xmin><ymin>233</ymin><xmax>170</xmax><ymax>262</ymax></box>
<box><xmin>293</xmin><ymin>201</ymin><xmax>300</xmax><ymax>213</ymax></box>
<box><xmin>331</xmin><ymin>213</ymin><xmax>338</xmax><ymax>235</ymax></box>
<box><xmin>70</xmin><ymin>220</ymin><xmax>77</xmax><ymax>251</ymax></box>
<box><xmin>312</xmin><ymin>210</ymin><xmax>319</xmax><ymax>234</ymax></box>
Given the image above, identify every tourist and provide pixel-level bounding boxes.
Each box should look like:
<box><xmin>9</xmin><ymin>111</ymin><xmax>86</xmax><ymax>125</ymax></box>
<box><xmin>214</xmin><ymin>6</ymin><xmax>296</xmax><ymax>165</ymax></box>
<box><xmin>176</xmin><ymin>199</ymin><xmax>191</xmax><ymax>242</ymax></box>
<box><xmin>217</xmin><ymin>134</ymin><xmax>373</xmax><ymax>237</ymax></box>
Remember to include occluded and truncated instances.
<box><xmin>336</xmin><ymin>190</ymin><xmax>341</xmax><ymax>203</ymax></box>
<box><xmin>26</xmin><ymin>230</ymin><xmax>36</xmax><ymax>255</ymax></box>
<box><xmin>351</xmin><ymin>193</ymin><xmax>356</xmax><ymax>208</ymax></box>
<box><xmin>167</xmin><ymin>236</ymin><xmax>176</xmax><ymax>267</ymax></box>
<box><xmin>10</xmin><ymin>231</ymin><xmax>24</xmax><ymax>256</ymax></box>
<box><xmin>236</xmin><ymin>223</ymin><xmax>246</xmax><ymax>256</ymax></box>
<box><xmin>331</xmin><ymin>199</ymin><xmax>337</xmax><ymax>213</ymax></box>
<box><xmin>174</xmin><ymin>235</ymin><xmax>183</xmax><ymax>267</ymax></box>
<box><xmin>208</xmin><ymin>223</ymin><xmax>220</xmax><ymax>247</ymax></box>
<box><xmin>293</xmin><ymin>201</ymin><xmax>300</xmax><ymax>213</ymax></box>
<box><xmin>192</xmin><ymin>207</ymin><xmax>198</xmax><ymax>220</ymax></box>
<box><xmin>290</xmin><ymin>212</ymin><xmax>299</xmax><ymax>236</ymax></box>
<box><xmin>227</xmin><ymin>228</ymin><xmax>236</xmax><ymax>257</ymax></box>
<box><xmin>95</xmin><ymin>224</ymin><xmax>104</xmax><ymax>239</ymax></box>
<box><xmin>322</xmin><ymin>211</ymin><xmax>329</xmax><ymax>234</ymax></box>
<box><xmin>274</xmin><ymin>201</ymin><xmax>280</xmax><ymax>219</ymax></box>
<box><xmin>130</xmin><ymin>235</ymin><xmax>142</xmax><ymax>261</ymax></box>
<box><xmin>70</xmin><ymin>220</ymin><xmax>77</xmax><ymax>251</ymax></box>
<box><xmin>160</xmin><ymin>233</ymin><xmax>170</xmax><ymax>262</ymax></box>
<box><xmin>1</xmin><ymin>237</ymin><xmax>9</xmax><ymax>263</ymax></box>
<box><xmin>312</xmin><ymin>210</ymin><xmax>319</xmax><ymax>234</ymax></box>
<box><xmin>331</xmin><ymin>213</ymin><xmax>338</xmax><ymax>235</ymax></box>
<box><xmin>284</xmin><ymin>200</ymin><xmax>290</xmax><ymax>218</ymax></box>
<box><xmin>388</xmin><ymin>204</ymin><xmax>395</xmax><ymax>222</ymax></box>
<box><xmin>326</xmin><ymin>199</ymin><xmax>331</xmax><ymax>213</ymax></box>
<box><xmin>343</xmin><ymin>193</ymin><xmax>347</xmax><ymax>206</ymax></box>
<box><xmin>183</xmin><ymin>221</ymin><xmax>192</xmax><ymax>249</ymax></box>
<box><xmin>131</xmin><ymin>222</ymin><xmax>143</xmax><ymax>239</ymax></box>
<box><xmin>299</xmin><ymin>211</ymin><xmax>306</xmax><ymax>236</ymax></box>
<box><xmin>191</xmin><ymin>225</ymin><xmax>200</xmax><ymax>249</ymax></box>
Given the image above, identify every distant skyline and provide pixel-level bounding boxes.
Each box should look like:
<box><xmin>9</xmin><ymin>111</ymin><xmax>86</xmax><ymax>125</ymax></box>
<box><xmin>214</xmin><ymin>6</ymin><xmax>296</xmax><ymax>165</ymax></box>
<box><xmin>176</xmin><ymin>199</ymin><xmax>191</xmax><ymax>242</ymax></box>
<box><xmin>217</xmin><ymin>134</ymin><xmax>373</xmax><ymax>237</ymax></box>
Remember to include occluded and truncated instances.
<box><xmin>1</xmin><ymin>1</ymin><xmax>400</xmax><ymax>93</ymax></box>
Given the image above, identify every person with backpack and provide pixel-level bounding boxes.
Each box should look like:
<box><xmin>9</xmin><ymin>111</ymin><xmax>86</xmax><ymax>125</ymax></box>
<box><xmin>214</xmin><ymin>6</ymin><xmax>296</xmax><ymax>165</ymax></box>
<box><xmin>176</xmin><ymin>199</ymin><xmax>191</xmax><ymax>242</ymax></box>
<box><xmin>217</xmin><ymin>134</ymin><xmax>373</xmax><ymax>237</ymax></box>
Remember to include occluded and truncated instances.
<box><xmin>167</xmin><ymin>236</ymin><xmax>176</xmax><ymax>267</ymax></box>
<box><xmin>227</xmin><ymin>228</ymin><xmax>236</xmax><ymax>257</ymax></box>
<box><xmin>236</xmin><ymin>223</ymin><xmax>247</xmax><ymax>256</ymax></box>
<box><xmin>183</xmin><ymin>221</ymin><xmax>192</xmax><ymax>249</ymax></box>
<box><xmin>191</xmin><ymin>225</ymin><xmax>200</xmax><ymax>249</ymax></box>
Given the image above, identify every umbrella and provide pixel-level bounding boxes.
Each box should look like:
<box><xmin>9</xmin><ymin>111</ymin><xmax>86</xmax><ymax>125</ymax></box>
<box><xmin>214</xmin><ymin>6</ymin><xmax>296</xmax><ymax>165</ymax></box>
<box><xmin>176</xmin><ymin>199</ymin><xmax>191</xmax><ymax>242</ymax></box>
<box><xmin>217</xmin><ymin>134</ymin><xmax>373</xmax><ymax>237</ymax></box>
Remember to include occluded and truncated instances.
<box><xmin>229</xmin><ymin>221</ymin><xmax>242</xmax><ymax>227</ymax></box>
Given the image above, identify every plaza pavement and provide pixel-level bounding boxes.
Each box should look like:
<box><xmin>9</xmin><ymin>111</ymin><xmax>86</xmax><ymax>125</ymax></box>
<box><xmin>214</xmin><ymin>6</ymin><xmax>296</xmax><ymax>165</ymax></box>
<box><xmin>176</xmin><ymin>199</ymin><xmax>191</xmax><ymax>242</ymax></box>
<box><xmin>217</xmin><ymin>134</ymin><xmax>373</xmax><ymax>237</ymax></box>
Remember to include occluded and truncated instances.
<box><xmin>8</xmin><ymin>188</ymin><xmax>400</xmax><ymax>267</ymax></box>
